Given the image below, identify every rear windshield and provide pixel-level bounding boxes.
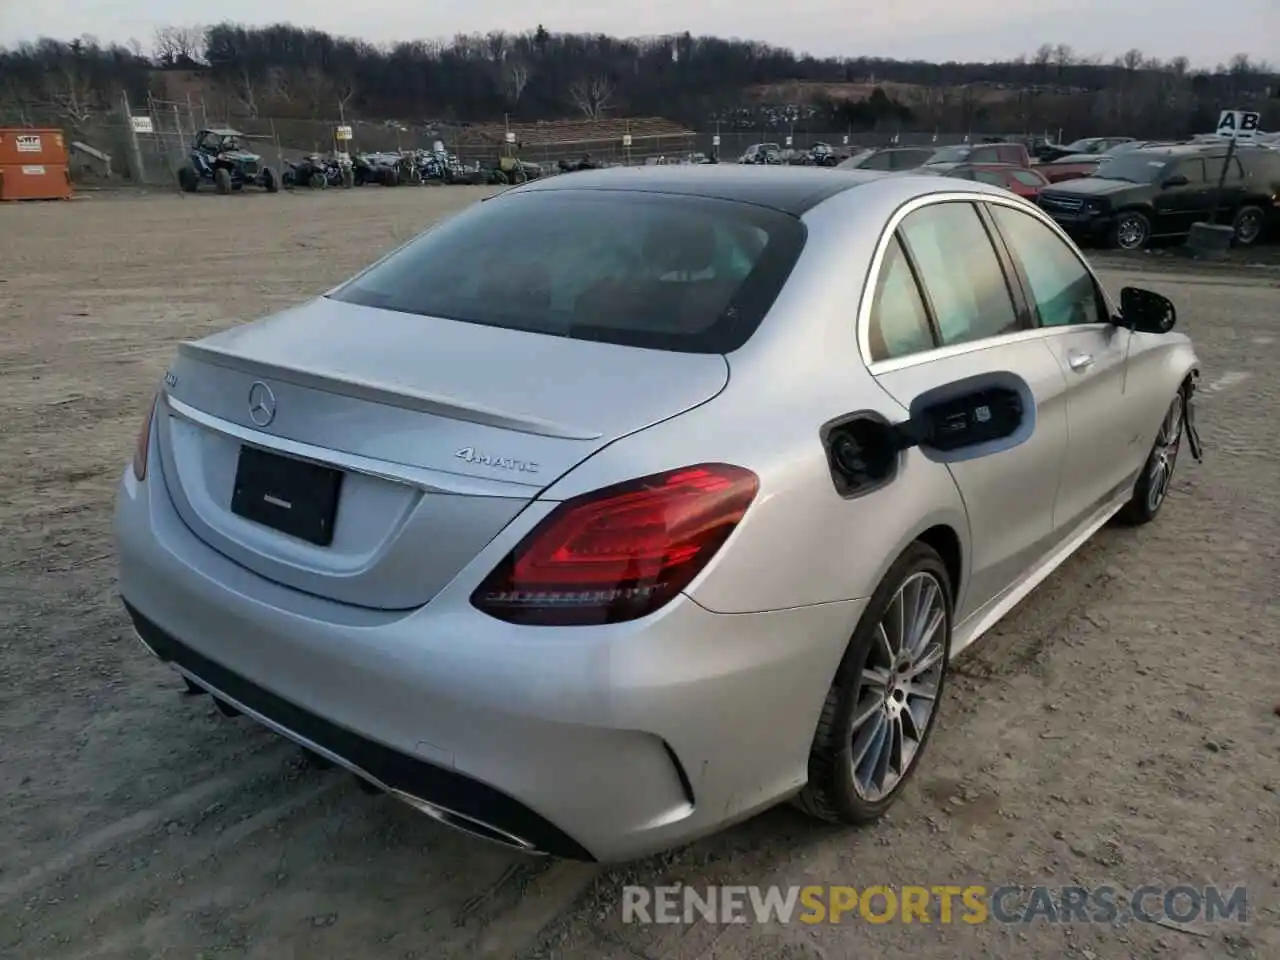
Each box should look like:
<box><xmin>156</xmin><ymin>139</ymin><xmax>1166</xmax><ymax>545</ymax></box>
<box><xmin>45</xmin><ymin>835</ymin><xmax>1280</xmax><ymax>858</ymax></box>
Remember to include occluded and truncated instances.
<box><xmin>928</xmin><ymin>146</ymin><xmax>970</xmax><ymax>164</ymax></box>
<box><xmin>330</xmin><ymin>189</ymin><xmax>806</xmax><ymax>354</ymax></box>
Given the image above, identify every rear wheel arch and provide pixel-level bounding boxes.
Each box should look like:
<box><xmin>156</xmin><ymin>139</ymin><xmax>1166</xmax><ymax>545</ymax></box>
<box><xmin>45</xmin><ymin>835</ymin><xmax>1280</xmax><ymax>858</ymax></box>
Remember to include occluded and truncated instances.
<box><xmin>917</xmin><ymin>523</ymin><xmax>963</xmax><ymax>603</ymax></box>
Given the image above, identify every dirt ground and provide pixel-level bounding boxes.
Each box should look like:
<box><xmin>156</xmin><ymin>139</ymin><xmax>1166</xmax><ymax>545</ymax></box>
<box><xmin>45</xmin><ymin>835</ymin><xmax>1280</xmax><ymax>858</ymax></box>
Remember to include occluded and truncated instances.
<box><xmin>1</xmin><ymin>186</ymin><xmax>1277</xmax><ymax>960</ymax></box>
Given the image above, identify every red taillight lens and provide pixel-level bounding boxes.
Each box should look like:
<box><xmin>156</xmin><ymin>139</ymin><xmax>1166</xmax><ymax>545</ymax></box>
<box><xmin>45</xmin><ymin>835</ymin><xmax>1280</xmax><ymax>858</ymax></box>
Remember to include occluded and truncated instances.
<box><xmin>132</xmin><ymin>394</ymin><xmax>158</xmax><ymax>482</ymax></box>
<box><xmin>471</xmin><ymin>464</ymin><xmax>759</xmax><ymax>626</ymax></box>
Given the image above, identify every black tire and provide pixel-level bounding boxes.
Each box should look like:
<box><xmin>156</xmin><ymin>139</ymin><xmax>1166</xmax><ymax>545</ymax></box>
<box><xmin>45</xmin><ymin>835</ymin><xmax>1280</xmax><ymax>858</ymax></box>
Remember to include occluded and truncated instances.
<box><xmin>213</xmin><ymin>167</ymin><xmax>232</xmax><ymax>195</ymax></box>
<box><xmin>309</xmin><ymin>171</ymin><xmax>327</xmax><ymax>189</ymax></box>
<box><xmin>177</xmin><ymin>166</ymin><xmax>199</xmax><ymax>193</ymax></box>
<box><xmin>1109</xmin><ymin>210</ymin><xmax>1151</xmax><ymax>250</ymax></box>
<box><xmin>796</xmin><ymin>541</ymin><xmax>952</xmax><ymax>825</ymax></box>
<box><xmin>492</xmin><ymin>170</ymin><xmax>509</xmax><ymax>185</ymax></box>
<box><xmin>1231</xmin><ymin>205</ymin><xmax>1265</xmax><ymax>247</ymax></box>
<box><xmin>261</xmin><ymin>167</ymin><xmax>278</xmax><ymax>194</ymax></box>
<box><xmin>511</xmin><ymin>167</ymin><xmax>528</xmax><ymax>184</ymax></box>
<box><xmin>1115</xmin><ymin>391</ymin><xmax>1184</xmax><ymax>526</ymax></box>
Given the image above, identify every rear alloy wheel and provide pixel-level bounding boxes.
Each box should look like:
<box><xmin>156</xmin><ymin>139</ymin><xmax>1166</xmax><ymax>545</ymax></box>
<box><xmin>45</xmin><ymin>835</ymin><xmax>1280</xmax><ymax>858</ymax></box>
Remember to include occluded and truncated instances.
<box><xmin>1110</xmin><ymin>211</ymin><xmax>1151</xmax><ymax>250</ymax></box>
<box><xmin>1231</xmin><ymin>206</ymin><xmax>1264</xmax><ymax>247</ymax></box>
<box><xmin>797</xmin><ymin>543</ymin><xmax>951</xmax><ymax>824</ymax></box>
<box><xmin>1116</xmin><ymin>393</ymin><xmax>1184</xmax><ymax>526</ymax></box>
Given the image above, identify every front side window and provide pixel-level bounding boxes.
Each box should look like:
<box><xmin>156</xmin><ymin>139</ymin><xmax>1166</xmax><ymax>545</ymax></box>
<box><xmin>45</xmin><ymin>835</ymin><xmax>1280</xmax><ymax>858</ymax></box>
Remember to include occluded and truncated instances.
<box><xmin>331</xmin><ymin>191</ymin><xmax>806</xmax><ymax>354</ymax></box>
<box><xmin>1169</xmin><ymin>158</ymin><xmax>1207</xmax><ymax>183</ymax></box>
<box><xmin>867</xmin><ymin>237</ymin><xmax>935</xmax><ymax>362</ymax></box>
<box><xmin>898</xmin><ymin>201</ymin><xmax>1021</xmax><ymax>347</ymax></box>
<box><xmin>989</xmin><ymin>205</ymin><xmax>1103</xmax><ymax>327</ymax></box>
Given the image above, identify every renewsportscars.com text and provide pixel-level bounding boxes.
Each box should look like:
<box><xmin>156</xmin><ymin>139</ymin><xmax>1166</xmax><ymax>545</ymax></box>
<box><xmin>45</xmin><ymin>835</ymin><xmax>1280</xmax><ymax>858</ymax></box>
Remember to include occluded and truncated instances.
<box><xmin>622</xmin><ymin>884</ymin><xmax>1248</xmax><ymax>926</ymax></box>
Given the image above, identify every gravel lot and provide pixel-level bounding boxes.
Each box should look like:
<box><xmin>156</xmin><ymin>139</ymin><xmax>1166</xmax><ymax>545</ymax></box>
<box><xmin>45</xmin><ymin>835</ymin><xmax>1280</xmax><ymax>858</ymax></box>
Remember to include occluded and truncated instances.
<box><xmin>1</xmin><ymin>187</ymin><xmax>1277</xmax><ymax>960</ymax></box>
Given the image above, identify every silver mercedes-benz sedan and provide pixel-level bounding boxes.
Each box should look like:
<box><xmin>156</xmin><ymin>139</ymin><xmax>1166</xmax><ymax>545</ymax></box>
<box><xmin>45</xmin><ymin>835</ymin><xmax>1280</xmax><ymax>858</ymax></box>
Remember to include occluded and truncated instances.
<box><xmin>116</xmin><ymin>166</ymin><xmax>1202</xmax><ymax>862</ymax></box>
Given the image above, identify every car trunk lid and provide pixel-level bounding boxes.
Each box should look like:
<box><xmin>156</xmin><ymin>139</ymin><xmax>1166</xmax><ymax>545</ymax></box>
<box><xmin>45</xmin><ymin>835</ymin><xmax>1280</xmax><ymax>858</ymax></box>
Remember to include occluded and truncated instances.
<box><xmin>156</xmin><ymin>296</ymin><xmax>729</xmax><ymax>610</ymax></box>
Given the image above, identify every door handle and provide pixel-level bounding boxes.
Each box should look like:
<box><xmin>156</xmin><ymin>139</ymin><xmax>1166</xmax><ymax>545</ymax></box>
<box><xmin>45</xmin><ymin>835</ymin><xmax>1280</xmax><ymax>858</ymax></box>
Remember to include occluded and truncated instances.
<box><xmin>1067</xmin><ymin>351</ymin><xmax>1094</xmax><ymax>372</ymax></box>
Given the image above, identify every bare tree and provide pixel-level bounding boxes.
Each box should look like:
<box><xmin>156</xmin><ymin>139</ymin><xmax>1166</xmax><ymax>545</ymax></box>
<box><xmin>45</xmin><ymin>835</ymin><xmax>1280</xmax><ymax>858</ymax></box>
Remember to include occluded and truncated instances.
<box><xmin>1169</xmin><ymin>55</ymin><xmax>1190</xmax><ymax>78</ymax></box>
<box><xmin>1053</xmin><ymin>44</ymin><xmax>1075</xmax><ymax>74</ymax></box>
<box><xmin>568</xmin><ymin>74</ymin><xmax>614</xmax><ymax>119</ymax></box>
<box><xmin>502</xmin><ymin>59</ymin><xmax>531</xmax><ymax>108</ymax></box>
<box><xmin>42</xmin><ymin>64</ymin><xmax>95</xmax><ymax>125</ymax></box>
<box><xmin>1122</xmin><ymin>48</ymin><xmax>1144</xmax><ymax>72</ymax></box>
<box><xmin>153</xmin><ymin>25</ymin><xmax>205</xmax><ymax>67</ymax></box>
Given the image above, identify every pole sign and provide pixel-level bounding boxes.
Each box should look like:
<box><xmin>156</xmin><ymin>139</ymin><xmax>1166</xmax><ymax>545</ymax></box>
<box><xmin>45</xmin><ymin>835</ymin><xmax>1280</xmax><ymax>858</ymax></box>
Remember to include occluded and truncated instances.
<box><xmin>711</xmin><ymin>135</ymin><xmax>720</xmax><ymax>146</ymax></box>
<box><xmin>504</xmin><ymin>131</ymin><xmax>516</xmax><ymax>143</ymax></box>
<box><xmin>335</xmin><ymin>125</ymin><xmax>353</xmax><ymax>140</ymax></box>
<box><xmin>622</xmin><ymin>134</ymin><xmax>633</xmax><ymax>147</ymax></box>
<box><xmin>130</xmin><ymin>116</ymin><xmax>153</xmax><ymax>134</ymax></box>
<box><xmin>1215</xmin><ymin>110</ymin><xmax>1261</xmax><ymax>140</ymax></box>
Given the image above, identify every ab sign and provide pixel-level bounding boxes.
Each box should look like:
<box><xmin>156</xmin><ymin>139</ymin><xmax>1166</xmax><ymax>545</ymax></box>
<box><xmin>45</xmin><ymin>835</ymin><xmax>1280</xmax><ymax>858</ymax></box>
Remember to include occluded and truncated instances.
<box><xmin>1215</xmin><ymin>110</ymin><xmax>1261</xmax><ymax>140</ymax></box>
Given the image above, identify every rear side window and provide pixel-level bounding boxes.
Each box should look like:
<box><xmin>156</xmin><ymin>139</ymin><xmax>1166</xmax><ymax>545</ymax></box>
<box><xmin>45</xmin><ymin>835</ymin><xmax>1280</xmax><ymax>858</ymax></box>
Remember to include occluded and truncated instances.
<box><xmin>331</xmin><ymin>191</ymin><xmax>806</xmax><ymax>354</ymax></box>
<box><xmin>891</xmin><ymin>150</ymin><xmax>932</xmax><ymax>170</ymax></box>
<box><xmin>898</xmin><ymin>202</ymin><xmax>1022</xmax><ymax>347</ymax></box>
<box><xmin>861</xmin><ymin>152</ymin><xmax>894</xmax><ymax>170</ymax></box>
<box><xmin>972</xmin><ymin>170</ymin><xmax>1006</xmax><ymax>187</ymax></box>
<box><xmin>970</xmin><ymin>146</ymin><xmax>1002</xmax><ymax>164</ymax></box>
<box><xmin>867</xmin><ymin>237</ymin><xmax>936</xmax><ymax>362</ymax></box>
<box><xmin>1012</xmin><ymin>170</ymin><xmax>1047</xmax><ymax>186</ymax></box>
<box><xmin>1205</xmin><ymin>156</ymin><xmax>1245</xmax><ymax>182</ymax></box>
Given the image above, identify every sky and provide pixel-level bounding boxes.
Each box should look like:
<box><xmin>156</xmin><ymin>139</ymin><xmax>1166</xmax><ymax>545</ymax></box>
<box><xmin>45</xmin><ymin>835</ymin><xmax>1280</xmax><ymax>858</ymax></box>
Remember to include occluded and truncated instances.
<box><xmin>1</xmin><ymin>0</ymin><xmax>1276</xmax><ymax>68</ymax></box>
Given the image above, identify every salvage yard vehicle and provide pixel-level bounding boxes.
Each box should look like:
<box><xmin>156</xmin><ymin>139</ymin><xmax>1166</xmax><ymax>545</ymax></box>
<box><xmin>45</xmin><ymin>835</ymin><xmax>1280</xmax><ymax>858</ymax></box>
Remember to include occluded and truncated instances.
<box><xmin>117</xmin><ymin>166</ymin><xmax>1202</xmax><ymax>863</ymax></box>
<box><xmin>178</xmin><ymin>128</ymin><xmax>278</xmax><ymax>195</ymax></box>
<box><xmin>936</xmin><ymin>162</ymin><xmax>1049</xmax><ymax>199</ymax></box>
<box><xmin>1037</xmin><ymin>142</ymin><xmax>1280</xmax><ymax>249</ymax></box>
<box><xmin>838</xmin><ymin>147</ymin><xmax>935</xmax><ymax>171</ymax></box>
<box><xmin>925</xmin><ymin>141</ymin><xmax>1032</xmax><ymax>172</ymax></box>
<box><xmin>1037</xmin><ymin>136</ymin><xmax>1136</xmax><ymax>163</ymax></box>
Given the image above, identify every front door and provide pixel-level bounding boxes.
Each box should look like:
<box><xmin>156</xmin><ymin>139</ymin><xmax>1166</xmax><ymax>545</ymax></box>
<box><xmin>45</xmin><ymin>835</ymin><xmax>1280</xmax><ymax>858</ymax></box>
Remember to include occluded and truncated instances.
<box><xmin>985</xmin><ymin>202</ymin><xmax>1137</xmax><ymax>530</ymax></box>
<box><xmin>864</xmin><ymin>200</ymin><xmax>1071</xmax><ymax>619</ymax></box>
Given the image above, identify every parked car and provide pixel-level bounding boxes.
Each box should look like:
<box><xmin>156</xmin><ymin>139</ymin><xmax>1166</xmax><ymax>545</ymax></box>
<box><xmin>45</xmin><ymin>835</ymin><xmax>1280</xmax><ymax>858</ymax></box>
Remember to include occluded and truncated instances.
<box><xmin>838</xmin><ymin>147</ymin><xmax>935</xmax><ymax>171</ymax></box>
<box><xmin>117</xmin><ymin>166</ymin><xmax>1202</xmax><ymax>863</ymax></box>
<box><xmin>925</xmin><ymin>141</ymin><xmax>1032</xmax><ymax>172</ymax></box>
<box><xmin>939</xmin><ymin>163</ymin><xmax>1049</xmax><ymax>199</ymax></box>
<box><xmin>1037</xmin><ymin>143</ymin><xmax>1280</xmax><ymax>249</ymax></box>
<box><xmin>738</xmin><ymin>142</ymin><xmax>783</xmax><ymax>164</ymax></box>
<box><xmin>1038</xmin><ymin>136</ymin><xmax>1135</xmax><ymax>163</ymax></box>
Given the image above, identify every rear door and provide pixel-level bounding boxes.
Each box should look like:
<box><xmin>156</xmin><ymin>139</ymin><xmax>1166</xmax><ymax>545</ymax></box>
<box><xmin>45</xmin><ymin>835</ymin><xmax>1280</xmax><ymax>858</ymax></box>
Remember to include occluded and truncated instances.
<box><xmin>865</xmin><ymin>199</ymin><xmax>1070</xmax><ymax>618</ymax></box>
<box><xmin>1204</xmin><ymin>154</ymin><xmax>1248</xmax><ymax>224</ymax></box>
<box><xmin>984</xmin><ymin>201</ymin><xmax>1138</xmax><ymax>528</ymax></box>
<box><xmin>1153</xmin><ymin>157</ymin><xmax>1210</xmax><ymax>234</ymax></box>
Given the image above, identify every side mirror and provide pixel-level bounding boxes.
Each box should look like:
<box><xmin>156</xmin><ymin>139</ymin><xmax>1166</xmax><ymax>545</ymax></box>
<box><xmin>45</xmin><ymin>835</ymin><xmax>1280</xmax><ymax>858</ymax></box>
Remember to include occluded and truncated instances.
<box><xmin>822</xmin><ymin>373</ymin><xmax>1034</xmax><ymax>497</ymax></box>
<box><xmin>1119</xmin><ymin>286</ymin><xmax>1176</xmax><ymax>334</ymax></box>
<box><xmin>1162</xmin><ymin>174</ymin><xmax>1189</xmax><ymax>188</ymax></box>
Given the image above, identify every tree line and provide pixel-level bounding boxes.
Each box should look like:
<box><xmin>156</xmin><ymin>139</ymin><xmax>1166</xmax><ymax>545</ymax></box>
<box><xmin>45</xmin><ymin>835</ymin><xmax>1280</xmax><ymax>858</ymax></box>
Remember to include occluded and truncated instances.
<box><xmin>1</xmin><ymin>23</ymin><xmax>1276</xmax><ymax>138</ymax></box>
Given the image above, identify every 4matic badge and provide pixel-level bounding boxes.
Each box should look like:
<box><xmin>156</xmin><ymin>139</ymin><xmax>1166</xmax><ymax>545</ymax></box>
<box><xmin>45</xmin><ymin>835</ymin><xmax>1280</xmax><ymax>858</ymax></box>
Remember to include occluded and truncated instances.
<box><xmin>455</xmin><ymin>447</ymin><xmax>539</xmax><ymax>474</ymax></box>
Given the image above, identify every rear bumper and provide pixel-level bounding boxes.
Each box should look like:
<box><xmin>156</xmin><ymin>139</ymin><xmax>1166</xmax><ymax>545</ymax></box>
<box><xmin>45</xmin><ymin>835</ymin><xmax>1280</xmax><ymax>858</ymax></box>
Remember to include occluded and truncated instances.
<box><xmin>115</xmin><ymin>457</ymin><xmax>863</xmax><ymax>862</ymax></box>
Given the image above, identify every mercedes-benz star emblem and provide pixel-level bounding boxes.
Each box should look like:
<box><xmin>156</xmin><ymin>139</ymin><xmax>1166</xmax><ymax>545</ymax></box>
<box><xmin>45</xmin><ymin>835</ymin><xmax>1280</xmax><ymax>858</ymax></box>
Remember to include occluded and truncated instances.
<box><xmin>247</xmin><ymin>381</ymin><xmax>277</xmax><ymax>427</ymax></box>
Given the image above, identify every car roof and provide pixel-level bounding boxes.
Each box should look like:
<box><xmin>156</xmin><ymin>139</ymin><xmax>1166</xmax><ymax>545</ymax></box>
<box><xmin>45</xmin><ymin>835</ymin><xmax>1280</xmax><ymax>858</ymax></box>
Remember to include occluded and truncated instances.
<box><xmin>507</xmin><ymin>165</ymin><xmax>893</xmax><ymax>215</ymax></box>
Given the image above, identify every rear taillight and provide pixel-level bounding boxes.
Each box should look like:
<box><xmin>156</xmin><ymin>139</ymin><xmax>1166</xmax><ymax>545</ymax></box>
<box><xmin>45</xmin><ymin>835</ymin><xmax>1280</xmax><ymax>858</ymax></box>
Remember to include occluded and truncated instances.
<box><xmin>471</xmin><ymin>464</ymin><xmax>759</xmax><ymax>626</ymax></box>
<box><xmin>132</xmin><ymin>394</ymin><xmax>158</xmax><ymax>481</ymax></box>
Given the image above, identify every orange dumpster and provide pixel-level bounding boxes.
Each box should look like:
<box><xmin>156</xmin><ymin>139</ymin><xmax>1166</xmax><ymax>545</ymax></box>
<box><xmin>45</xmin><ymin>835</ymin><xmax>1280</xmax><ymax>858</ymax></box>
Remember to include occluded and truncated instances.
<box><xmin>0</xmin><ymin>163</ymin><xmax>73</xmax><ymax>201</ymax></box>
<box><xmin>0</xmin><ymin>128</ymin><xmax>68</xmax><ymax>166</ymax></box>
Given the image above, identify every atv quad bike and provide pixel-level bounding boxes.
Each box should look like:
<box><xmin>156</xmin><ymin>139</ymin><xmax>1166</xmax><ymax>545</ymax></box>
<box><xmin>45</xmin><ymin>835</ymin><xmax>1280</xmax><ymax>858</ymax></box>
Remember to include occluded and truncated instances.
<box><xmin>177</xmin><ymin>129</ymin><xmax>278</xmax><ymax>195</ymax></box>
